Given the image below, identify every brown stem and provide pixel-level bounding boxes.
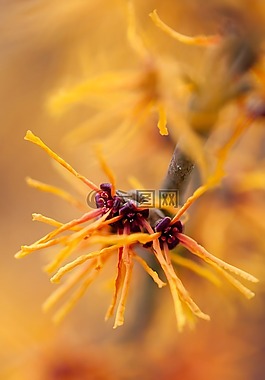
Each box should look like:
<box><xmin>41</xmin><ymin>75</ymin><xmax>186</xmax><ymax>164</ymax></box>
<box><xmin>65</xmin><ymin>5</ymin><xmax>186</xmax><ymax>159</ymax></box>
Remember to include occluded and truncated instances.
<box><xmin>161</xmin><ymin>144</ymin><xmax>194</xmax><ymax>194</ymax></box>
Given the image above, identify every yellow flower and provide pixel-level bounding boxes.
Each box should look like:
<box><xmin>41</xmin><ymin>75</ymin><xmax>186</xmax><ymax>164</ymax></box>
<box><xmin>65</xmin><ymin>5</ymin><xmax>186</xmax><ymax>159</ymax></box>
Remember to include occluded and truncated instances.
<box><xmin>16</xmin><ymin>131</ymin><xmax>161</xmax><ymax>329</ymax></box>
<box><xmin>47</xmin><ymin>3</ymin><xmax>169</xmax><ymax>136</ymax></box>
<box><xmin>16</xmin><ymin>131</ymin><xmax>258</xmax><ymax>331</ymax></box>
<box><xmin>45</xmin><ymin>3</ymin><xmax>264</xmax><ymax>182</ymax></box>
<box><xmin>150</xmin><ymin>8</ymin><xmax>262</xmax><ymax>133</ymax></box>
<box><xmin>45</xmin><ymin>2</ymin><xmax>218</xmax><ymax>175</ymax></box>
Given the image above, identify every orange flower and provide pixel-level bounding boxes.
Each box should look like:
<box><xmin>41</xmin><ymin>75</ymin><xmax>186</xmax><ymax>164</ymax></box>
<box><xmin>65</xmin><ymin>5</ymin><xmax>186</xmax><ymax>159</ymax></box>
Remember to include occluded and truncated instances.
<box><xmin>16</xmin><ymin>131</ymin><xmax>258</xmax><ymax>330</ymax></box>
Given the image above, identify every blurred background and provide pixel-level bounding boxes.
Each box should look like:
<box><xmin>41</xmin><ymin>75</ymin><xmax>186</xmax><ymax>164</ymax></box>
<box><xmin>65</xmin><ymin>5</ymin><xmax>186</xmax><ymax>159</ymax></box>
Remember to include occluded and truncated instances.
<box><xmin>1</xmin><ymin>0</ymin><xmax>265</xmax><ymax>379</ymax></box>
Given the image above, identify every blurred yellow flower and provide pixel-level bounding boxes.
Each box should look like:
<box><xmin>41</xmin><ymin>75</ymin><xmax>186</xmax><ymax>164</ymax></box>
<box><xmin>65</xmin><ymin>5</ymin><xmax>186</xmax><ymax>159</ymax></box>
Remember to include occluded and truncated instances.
<box><xmin>45</xmin><ymin>2</ymin><xmax>265</xmax><ymax>181</ymax></box>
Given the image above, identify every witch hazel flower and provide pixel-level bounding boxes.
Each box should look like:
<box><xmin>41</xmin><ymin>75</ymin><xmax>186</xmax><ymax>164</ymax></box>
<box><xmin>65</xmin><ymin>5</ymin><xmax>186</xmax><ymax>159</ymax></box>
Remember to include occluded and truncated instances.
<box><xmin>16</xmin><ymin>131</ymin><xmax>258</xmax><ymax>330</ymax></box>
<box><xmin>15</xmin><ymin>131</ymin><xmax>159</xmax><ymax>329</ymax></box>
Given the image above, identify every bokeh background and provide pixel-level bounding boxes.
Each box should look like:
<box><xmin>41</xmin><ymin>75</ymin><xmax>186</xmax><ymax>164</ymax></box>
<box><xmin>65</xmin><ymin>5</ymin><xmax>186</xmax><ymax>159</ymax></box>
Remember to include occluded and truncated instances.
<box><xmin>1</xmin><ymin>0</ymin><xmax>265</xmax><ymax>379</ymax></box>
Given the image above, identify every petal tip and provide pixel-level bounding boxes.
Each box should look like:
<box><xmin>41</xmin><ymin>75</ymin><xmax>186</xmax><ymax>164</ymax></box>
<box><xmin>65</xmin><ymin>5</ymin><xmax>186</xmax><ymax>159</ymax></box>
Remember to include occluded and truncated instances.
<box><xmin>14</xmin><ymin>251</ymin><xmax>22</xmax><ymax>259</ymax></box>
<box><xmin>24</xmin><ymin>130</ymin><xmax>34</xmax><ymax>140</ymax></box>
<box><xmin>50</xmin><ymin>275</ymin><xmax>60</xmax><ymax>284</ymax></box>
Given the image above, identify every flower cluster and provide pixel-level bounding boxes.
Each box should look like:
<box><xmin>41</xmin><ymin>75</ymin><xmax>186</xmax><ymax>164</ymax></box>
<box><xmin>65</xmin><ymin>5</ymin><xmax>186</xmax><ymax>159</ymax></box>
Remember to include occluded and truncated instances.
<box><xmin>16</xmin><ymin>131</ymin><xmax>258</xmax><ymax>330</ymax></box>
<box><xmin>15</xmin><ymin>0</ymin><xmax>265</xmax><ymax>334</ymax></box>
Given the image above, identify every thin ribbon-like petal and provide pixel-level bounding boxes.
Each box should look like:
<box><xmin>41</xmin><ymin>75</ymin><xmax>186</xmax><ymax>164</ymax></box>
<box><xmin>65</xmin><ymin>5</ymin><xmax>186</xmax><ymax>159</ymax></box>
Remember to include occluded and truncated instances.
<box><xmin>25</xmin><ymin>130</ymin><xmax>99</xmax><ymax>191</ymax></box>
<box><xmin>150</xmin><ymin>10</ymin><xmax>220</xmax><ymax>46</ymax></box>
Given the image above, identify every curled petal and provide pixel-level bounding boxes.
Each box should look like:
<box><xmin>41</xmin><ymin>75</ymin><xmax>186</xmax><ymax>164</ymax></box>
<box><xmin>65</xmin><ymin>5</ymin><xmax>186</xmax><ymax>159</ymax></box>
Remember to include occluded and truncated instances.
<box><xmin>150</xmin><ymin>9</ymin><xmax>220</xmax><ymax>46</ymax></box>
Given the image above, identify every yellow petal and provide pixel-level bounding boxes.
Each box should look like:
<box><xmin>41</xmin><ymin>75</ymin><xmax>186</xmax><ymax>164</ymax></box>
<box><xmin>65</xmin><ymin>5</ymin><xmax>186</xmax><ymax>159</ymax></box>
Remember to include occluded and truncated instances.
<box><xmin>26</xmin><ymin>177</ymin><xmax>86</xmax><ymax>210</ymax></box>
<box><xmin>51</xmin><ymin>245</ymin><xmax>118</xmax><ymax>283</ymax></box>
<box><xmin>48</xmin><ymin>71</ymin><xmax>136</xmax><ymax>114</ymax></box>
<box><xmin>133</xmin><ymin>254</ymin><xmax>166</xmax><ymax>288</ymax></box>
<box><xmin>105</xmin><ymin>248</ymin><xmax>125</xmax><ymax>321</ymax></box>
<box><xmin>178</xmin><ymin>233</ymin><xmax>258</xmax><ymax>283</ymax></box>
<box><xmin>171</xmin><ymin>254</ymin><xmax>221</xmax><ymax>287</ymax></box>
<box><xmin>52</xmin><ymin>257</ymin><xmax>108</xmax><ymax>324</ymax></box>
<box><xmin>152</xmin><ymin>239</ymin><xmax>186</xmax><ymax>330</ymax></box>
<box><xmin>43</xmin><ymin>261</ymin><xmax>93</xmax><ymax>312</ymax></box>
<box><xmin>150</xmin><ymin>10</ymin><xmax>220</xmax><ymax>46</ymax></box>
<box><xmin>126</xmin><ymin>0</ymin><xmax>148</xmax><ymax>58</ymax></box>
<box><xmin>24</xmin><ymin>130</ymin><xmax>99</xmax><ymax>191</ymax></box>
<box><xmin>32</xmin><ymin>213</ymin><xmax>81</xmax><ymax>231</ymax></box>
<box><xmin>171</xmin><ymin>116</ymin><xmax>253</xmax><ymax>223</ymax></box>
<box><xmin>94</xmin><ymin>145</ymin><xmax>116</xmax><ymax>196</ymax></box>
<box><xmin>87</xmin><ymin>231</ymin><xmax>160</xmax><ymax>247</ymax></box>
<box><xmin>113</xmin><ymin>247</ymin><xmax>133</xmax><ymax>329</ymax></box>
<box><xmin>157</xmin><ymin>103</ymin><xmax>168</xmax><ymax>135</ymax></box>
<box><xmin>210</xmin><ymin>262</ymin><xmax>256</xmax><ymax>299</ymax></box>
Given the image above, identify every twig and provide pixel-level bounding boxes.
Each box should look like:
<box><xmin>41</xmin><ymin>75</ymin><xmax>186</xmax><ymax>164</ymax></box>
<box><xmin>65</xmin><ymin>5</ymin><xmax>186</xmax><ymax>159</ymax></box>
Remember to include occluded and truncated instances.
<box><xmin>161</xmin><ymin>144</ymin><xmax>194</xmax><ymax>193</ymax></box>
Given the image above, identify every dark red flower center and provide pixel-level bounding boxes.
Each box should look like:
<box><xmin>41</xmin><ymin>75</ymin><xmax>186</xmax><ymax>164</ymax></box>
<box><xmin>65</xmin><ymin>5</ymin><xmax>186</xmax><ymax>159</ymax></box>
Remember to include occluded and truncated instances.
<box><xmin>94</xmin><ymin>183</ymin><xmax>149</xmax><ymax>232</ymax></box>
<box><xmin>155</xmin><ymin>216</ymin><xmax>183</xmax><ymax>250</ymax></box>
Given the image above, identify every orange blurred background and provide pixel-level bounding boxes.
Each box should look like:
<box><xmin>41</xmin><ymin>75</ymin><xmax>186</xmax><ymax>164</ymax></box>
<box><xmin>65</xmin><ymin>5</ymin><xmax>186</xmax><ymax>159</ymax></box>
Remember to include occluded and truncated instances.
<box><xmin>1</xmin><ymin>1</ymin><xmax>265</xmax><ymax>379</ymax></box>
